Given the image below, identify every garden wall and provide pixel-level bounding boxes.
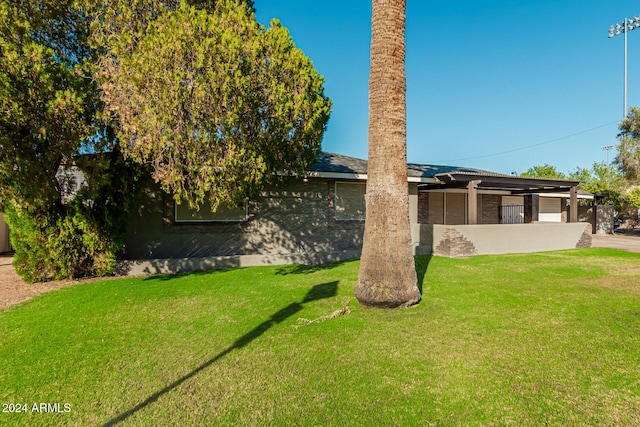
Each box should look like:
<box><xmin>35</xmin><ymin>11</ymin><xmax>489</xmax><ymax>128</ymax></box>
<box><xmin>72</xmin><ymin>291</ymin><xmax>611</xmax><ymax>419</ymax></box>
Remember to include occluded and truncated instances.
<box><xmin>412</xmin><ymin>223</ymin><xmax>592</xmax><ymax>258</ymax></box>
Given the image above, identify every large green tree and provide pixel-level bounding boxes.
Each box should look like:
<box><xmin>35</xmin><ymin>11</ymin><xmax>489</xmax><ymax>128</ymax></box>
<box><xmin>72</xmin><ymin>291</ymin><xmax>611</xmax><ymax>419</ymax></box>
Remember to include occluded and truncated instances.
<box><xmin>570</xmin><ymin>161</ymin><xmax>624</xmax><ymax>209</ymax></box>
<box><xmin>1</xmin><ymin>0</ymin><xmax>325</xmax><ymax>282</ymax></box>
<box><xmin>0</xmin><ymin>1</ymin><xmax>141</xmax><ymax>282</ymax></box>
<box><xmin>617</xmin><ymin>106</ymin><xmax>640</xmax><ymax>181</ymax></box>
<box><xmin>355</xmin><ymin>0</ymin><xmax>420</xmax><ymax>308</ymax></box>
<box><xmin>97</xmin><ymin>0</ymin><xmax>331</xmax><ymax>211</ymax></box>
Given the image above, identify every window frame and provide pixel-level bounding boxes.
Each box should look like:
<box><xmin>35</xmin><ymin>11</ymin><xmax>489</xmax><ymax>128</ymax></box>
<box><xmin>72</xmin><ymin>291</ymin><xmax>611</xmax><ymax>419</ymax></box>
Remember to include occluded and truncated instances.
<box><xmin>334</xmin><ymin>181</ymin><xmax>366</xmax><ymax>221</ymax></box>
<box><xmin>174</xmin><ymin>199</ymin><xmax>249</xmax><ymax>223</ymax></box>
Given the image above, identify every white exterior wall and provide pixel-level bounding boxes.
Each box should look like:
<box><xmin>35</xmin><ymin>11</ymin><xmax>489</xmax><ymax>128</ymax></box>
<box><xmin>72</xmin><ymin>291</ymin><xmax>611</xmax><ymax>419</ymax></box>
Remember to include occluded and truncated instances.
<box><xmin>539</xmin><ymin>197</ymin><xmax>562</xmax><ymax>222</ymax></box>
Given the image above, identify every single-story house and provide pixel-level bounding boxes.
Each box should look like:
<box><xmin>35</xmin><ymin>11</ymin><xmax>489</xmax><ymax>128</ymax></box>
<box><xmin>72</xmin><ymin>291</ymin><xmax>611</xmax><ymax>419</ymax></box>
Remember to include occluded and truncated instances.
<box><xmin>118</xmin><ymin>152</ymin><xmax>594</xmax><ymax>275</ymax></box>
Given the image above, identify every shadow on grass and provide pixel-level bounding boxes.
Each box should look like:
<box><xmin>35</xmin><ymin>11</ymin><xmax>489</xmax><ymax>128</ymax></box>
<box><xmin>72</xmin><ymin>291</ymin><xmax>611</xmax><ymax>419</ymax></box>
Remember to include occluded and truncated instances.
<box><xmin>415</xmin><ymin>255</ymin><xmax>433</xmax><ymax>294</ymax></box>
<box><xmin>275</xmin><ymin>260</ymin><xmax>351</xmax><ymax>276</ymax></box>
<box><xmin>102</xmin><ymin>280</ymin><xmax>339</xmax><ymax>426</ymax></box>
<box><xmin>140</xmin><ymin>267</ymin><xmax>248</xmax><ymax>282</ymax></box>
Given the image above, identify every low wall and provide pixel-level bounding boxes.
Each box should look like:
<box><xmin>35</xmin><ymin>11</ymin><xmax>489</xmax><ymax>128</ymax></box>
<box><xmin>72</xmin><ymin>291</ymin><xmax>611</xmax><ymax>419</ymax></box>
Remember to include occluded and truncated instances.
<box><xmin>413</xmin><ymin>223</ymin><xmax>592</xmax><ymax>258</ymax></box>
<box><xmin>115</xmin><ymin>250</ymin><xmax>361</xmax><ymax>276</ymax></box>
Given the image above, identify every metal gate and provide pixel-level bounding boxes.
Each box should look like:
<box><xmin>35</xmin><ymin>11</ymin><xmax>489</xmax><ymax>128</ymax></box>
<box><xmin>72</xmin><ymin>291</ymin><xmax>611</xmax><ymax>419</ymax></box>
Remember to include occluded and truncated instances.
<box><xmin>499</xmin><ymin>205</ymin><xmax>524</xmax><ymax>224</ymax></box>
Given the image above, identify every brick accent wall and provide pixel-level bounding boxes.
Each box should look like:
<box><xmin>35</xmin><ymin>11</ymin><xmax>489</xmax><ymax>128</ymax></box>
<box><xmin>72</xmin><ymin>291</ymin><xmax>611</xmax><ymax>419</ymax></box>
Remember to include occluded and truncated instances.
<box><xmin>418</xmin><ymin>191</ymin><xmax>429</xmax><ymax>224</ymax></box>
<box><xmin>480</xmin><ymin>194</ymin><xmax>501</xmax><ymax>224</ymax></box>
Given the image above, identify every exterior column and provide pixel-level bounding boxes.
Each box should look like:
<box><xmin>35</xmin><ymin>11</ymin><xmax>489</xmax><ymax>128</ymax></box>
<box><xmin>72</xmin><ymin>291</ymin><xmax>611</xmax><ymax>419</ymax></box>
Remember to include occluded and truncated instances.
<box><xmin>524</xmin><ymin>194</ymin><xmax>539</xmax><ymax>223</ymax></box>
<box><xmin>569</xmin><ymin>186</ymin><xmax>578</xmax><ymax>222</ymax></box>
<box><xmin>467</xmin><ymin>180</ymin><xmax>481</xmax><ymax>225</ymax></box>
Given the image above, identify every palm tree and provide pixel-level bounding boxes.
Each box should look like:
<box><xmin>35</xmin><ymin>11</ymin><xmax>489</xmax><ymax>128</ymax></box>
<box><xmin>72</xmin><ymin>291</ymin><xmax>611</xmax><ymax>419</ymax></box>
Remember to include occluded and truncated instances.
<box><xmin>355</xmin><ymin>0</ymin><xmax>421</xmax><ymax>308</ymax></box>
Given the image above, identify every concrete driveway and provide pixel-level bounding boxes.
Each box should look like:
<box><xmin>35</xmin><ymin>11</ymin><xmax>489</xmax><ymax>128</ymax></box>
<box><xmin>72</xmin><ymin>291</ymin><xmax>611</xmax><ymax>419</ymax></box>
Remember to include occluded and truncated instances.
<box><xmin>591</xmin><ymin>231</ymin><xmax>640</xmax><ymax>253</ymax></box>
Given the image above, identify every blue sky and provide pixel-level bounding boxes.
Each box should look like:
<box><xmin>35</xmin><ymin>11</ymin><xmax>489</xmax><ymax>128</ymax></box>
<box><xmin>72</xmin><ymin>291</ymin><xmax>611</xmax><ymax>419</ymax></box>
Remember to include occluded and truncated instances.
<box><xmin>255</xmin><ymin>0</ymin><xmax>640</xmax><ymax>175</ymax></box>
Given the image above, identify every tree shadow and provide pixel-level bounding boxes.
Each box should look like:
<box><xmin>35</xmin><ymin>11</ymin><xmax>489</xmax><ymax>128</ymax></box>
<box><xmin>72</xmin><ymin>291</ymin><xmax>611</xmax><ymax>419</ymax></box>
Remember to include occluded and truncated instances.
<box><xmin>102</xmin><ymin>280</ymin><xmax>339</xmax><ymax>427</ymax></box>
<box><xmin>275</xmin><ymin>260</ymin><xmax>350</xmax><ymax>276</ymax></box>
<box><xmin>414</xmin><ymin>255</ymin><xmax>432</xmax><ymax>294</ymax></box>
<box><xmin>140</xmin><ymin>267</ymin><xmax>247</xmax><ymax>282</ymax></box>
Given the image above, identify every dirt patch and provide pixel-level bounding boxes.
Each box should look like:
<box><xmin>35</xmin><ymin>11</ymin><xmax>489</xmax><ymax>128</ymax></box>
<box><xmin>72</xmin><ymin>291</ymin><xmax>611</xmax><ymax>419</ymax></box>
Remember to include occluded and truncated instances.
<box><xmin>0</xmin><ymin>254</ymin><xmax>79</xmax><ymax>311</ymax></box>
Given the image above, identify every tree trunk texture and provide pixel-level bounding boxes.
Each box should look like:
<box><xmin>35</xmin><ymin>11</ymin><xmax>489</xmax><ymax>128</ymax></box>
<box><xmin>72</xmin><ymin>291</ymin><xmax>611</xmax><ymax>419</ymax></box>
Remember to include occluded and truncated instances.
<box><xmin>355</xmin><ymin>0</ymin><xmax>421</xmax><ymax>308</ymax></box>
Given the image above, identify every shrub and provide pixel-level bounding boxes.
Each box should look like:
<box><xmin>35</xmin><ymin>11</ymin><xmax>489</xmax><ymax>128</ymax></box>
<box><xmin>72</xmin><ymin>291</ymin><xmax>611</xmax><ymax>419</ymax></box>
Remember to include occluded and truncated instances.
<box><xmin>4</xmin><ymin>152</ymin><xmax>143</xmax><ymax>284</ymax></box>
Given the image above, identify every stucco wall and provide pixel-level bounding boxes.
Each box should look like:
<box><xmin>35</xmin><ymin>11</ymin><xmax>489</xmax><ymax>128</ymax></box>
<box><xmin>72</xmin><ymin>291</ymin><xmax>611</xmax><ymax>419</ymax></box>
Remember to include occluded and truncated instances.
<box><xmin>579</xmin><ymin>205</ymin><xmax>615</xmax><ymax>234</ymax></box>
<box><xmin>119</xmin><ymin>179</ymin><xmax>365</xmax><ymax>272</ymax></box>
<box><xmin>413</xmin><ymin>222</ymin><xmax>592</xmax><ymax>257</ymax></box>
<box><xmin>0</xmin><ymin>212</ymin><xmax>10</xmax><ymax>253</ymax></box>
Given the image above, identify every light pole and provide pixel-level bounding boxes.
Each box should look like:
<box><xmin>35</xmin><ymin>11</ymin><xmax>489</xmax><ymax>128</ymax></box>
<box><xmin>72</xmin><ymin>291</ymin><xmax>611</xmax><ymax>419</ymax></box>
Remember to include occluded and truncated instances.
<box><xmin>601</xmin><ymin>144</ymin><xmax>615</xmax><ymax>163</ymax></box>
<box><xmin>609</xmin><ymin>15</ymin><xmax>640</xmax><ymax>119</ymax></box>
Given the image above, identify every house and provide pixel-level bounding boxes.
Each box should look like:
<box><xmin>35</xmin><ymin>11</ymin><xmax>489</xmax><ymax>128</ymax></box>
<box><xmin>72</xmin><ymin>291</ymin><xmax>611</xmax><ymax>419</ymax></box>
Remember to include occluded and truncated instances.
<box><xmin>117</xmin><ymin>152</ymin><xmax>593</xmax><ymax>275</ymax></box>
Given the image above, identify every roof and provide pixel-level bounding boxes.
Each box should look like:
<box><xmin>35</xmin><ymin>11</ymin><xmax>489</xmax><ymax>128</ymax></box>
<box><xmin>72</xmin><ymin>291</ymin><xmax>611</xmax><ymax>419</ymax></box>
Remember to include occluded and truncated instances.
<box><xmin>423</xmin><ymin>171</ymin><xmax>582</xmax><ymax>194</ymax></box>
<box><xmin>307</xmin><ymin>151</ymin><xmax>588</xmax><ymax>196</ymax></box>
<box><xmin>307</xmin><ymin>152</ymin><xmax>491</xmax><ymax>182</ymax></box>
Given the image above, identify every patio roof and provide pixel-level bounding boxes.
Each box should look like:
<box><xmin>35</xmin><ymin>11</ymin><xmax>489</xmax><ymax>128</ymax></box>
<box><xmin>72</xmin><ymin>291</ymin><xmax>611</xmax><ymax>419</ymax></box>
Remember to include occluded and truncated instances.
<box><xmin>419</xmin><ymin>172</ymin><xmax>583</xmax><ymax>194</ymax></box>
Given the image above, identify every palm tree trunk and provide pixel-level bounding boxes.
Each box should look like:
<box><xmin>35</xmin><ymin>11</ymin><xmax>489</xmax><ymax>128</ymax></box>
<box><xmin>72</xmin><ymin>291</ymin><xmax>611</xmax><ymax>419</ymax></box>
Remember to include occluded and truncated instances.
<box><xmin>355</xmin><ymin>0</ymin><xmax>420</xmax><ymax>308</ymax></box>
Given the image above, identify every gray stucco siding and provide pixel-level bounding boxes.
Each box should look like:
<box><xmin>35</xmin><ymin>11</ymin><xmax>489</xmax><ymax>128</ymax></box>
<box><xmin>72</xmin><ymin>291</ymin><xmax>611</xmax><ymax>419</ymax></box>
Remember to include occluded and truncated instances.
<box><xmin>120</xmin><ymin>179</ymin><xmax>364</xmax><ymax>260</ymax></box>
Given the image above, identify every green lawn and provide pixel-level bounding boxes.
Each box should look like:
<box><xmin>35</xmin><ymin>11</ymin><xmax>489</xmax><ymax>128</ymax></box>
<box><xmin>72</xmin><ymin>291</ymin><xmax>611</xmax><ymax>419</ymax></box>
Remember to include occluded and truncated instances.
<box><xmin>1</xmin><ymin>248</ymin><xmax>639</xmax><ymax>426</ymax></box>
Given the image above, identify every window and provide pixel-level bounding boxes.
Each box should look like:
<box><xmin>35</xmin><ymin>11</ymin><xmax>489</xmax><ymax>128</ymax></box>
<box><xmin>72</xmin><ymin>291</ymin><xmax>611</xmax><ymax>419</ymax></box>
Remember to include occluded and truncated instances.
<box><xmin>174</xmin><ymin>200</ymin><xmax>247</xmax><ymax>223</ymax></box>
<box><xmin>424</xmin><ymin>192</ymin><xmax>467</xmax><ymax>225</ymax></box>
<box><xmin>334</xmin><ymin>182</ymin><xmax>366</xmax><ymax>220</ymax></box>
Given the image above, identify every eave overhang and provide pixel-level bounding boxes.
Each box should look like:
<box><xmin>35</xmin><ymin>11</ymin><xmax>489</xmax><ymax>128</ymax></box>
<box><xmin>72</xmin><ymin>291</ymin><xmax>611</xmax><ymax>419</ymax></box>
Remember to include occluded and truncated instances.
<box><xmin>419</xmin><ymin>172</ymin><xmax>586</xmax><ymax>196</ymax></box>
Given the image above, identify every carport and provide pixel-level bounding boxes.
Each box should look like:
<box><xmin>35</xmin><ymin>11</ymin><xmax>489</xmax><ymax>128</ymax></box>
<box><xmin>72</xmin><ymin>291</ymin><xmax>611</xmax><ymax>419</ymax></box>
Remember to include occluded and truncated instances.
<box><xmin>418</xmin><ymin>172</ymin><xmax>584</xmax><ymax>225</ymax></box>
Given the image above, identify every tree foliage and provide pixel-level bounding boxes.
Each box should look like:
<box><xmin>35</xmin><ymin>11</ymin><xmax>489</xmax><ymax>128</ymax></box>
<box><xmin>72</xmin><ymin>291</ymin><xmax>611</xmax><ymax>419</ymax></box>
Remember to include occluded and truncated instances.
<box><xmin>97</xmin><ymin>0</ymin><xmax>331</xmax><ymax>211</ymax></box>
<box><xmin>0</xmin><ymin>1</ymin><xmax>142</xmax><ymax>282</ymax></box>
<box><xmin>1</xmin><ymin>0</ymin><xmax>328</xmax><ymax>281</ymax></box>
<box><xmin>570</xmin><ymin>161</ymin><xmax>624</xmax><ymax>210</ymax></box>
<box><xmin>617</xmin><ymin>106</ymin><xmax>640</xmax><ymax>181</ymax></box>
<box><xmin>521</xmin><ymin>164</ymin><xmax>566</xmax><ymax>179</ymax></box>
<box><xmin>521</xmin><ymin>161</ymin><xmax>626</xmax><ymax>210</ymax></box>
<box><xmin>0</xmin><ymin>2</ymin><xmax>92</xmax><ymax>211</ymax></box>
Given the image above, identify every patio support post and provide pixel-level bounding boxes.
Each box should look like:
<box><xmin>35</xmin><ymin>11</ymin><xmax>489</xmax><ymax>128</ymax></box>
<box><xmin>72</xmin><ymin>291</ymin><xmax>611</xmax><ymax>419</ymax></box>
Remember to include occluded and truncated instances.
<box><xmin>569</xmin><ymin>186</ymin><xmax>578</xmax><ymax>222</ymax></box>
<box><xmin>467</xmin><ymin>180</ymin><xmax>481</xmax><ymax>225</ymax></box>
<box><xmin>524</xmin><ymin>194</ymin><xmax>539</xmax><ymax>223</ymax></box>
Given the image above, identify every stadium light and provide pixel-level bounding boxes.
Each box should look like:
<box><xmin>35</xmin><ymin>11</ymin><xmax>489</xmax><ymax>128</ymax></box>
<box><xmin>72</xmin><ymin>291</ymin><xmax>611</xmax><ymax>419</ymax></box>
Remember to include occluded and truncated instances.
<box><xmin>608</xmin><ymin>15</ymin><xmax>640</xmax><ymax>119</ymax></box>
<box><xmin>601</xmin><ymin>144</ymin><xmax>615</xmax><ymax>163</ymax></box>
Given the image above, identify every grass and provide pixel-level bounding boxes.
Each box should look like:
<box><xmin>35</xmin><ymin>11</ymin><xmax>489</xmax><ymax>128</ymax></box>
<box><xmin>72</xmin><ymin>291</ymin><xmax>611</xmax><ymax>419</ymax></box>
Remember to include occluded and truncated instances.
<box><xmin>0</xmin><ymin>248</ymin><xmax>639</xmax><ymax>426</ymax></box>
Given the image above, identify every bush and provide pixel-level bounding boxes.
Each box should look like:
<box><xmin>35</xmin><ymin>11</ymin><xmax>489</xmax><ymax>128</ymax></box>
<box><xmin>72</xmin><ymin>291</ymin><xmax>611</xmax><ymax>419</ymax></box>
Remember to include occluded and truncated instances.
<box><xmin>4</xmin><ymin>152</ymin><xmax>143</xmax><ymax>283</ymax></box>
<box><xmin>5</xmin><ymin>203</ymin><xmax>117</xmax><ymax>283</ymax></box>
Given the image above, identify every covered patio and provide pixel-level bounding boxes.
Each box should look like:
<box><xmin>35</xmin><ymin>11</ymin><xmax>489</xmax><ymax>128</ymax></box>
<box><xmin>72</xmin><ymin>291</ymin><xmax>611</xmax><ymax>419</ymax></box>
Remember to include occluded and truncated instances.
<box><xmin>412</xmin><ymin>172</ymin><xmax>593</xmax><ymax>257</ymax></box>
<box><xmin>418</xmin><ymin>172</ymin><xmax>585</xmax><ymax>224</ymax></box>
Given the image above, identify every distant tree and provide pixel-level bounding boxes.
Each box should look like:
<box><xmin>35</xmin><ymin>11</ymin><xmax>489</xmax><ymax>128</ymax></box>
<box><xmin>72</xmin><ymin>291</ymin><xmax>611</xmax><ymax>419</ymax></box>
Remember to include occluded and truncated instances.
<box><xmin>521</xmin><ymin>164</ymin><xmax>566</xmax><ymax>179</ymax></box>
<box><xmin>617</xmin><ymin>106</ymin><xmax>640</xmax><ymax>181</ymax></box>
<box><xmin>97</xmin><ymin>0</ymin><xmax>331</xmax><ymax>211</ymax></box>
<box><xmin>570</xmin><ymin>162</ymin><xmax>624</xmax><ymax>210</ymax></box>
<box><xmin>355</xmin><ymin>0</ymin><xmax>420</xmax><ymax>308</ymax></box>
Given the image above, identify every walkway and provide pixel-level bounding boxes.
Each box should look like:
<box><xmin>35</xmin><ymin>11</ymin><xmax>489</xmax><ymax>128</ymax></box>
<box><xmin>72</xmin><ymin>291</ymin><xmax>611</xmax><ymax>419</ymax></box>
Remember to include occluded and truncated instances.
<box><xmin>591</xmin><ymin>230</ymin><xmax>640</xmax><ymax>253</ymax></box>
